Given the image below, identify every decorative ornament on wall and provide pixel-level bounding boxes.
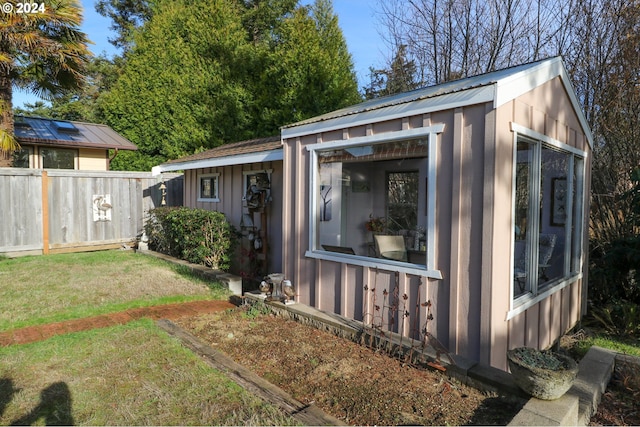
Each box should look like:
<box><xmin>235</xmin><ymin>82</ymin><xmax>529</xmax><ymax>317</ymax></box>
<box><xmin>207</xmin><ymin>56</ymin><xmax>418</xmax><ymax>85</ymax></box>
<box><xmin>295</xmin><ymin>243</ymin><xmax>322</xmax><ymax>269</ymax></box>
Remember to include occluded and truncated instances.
<box><xmin>93</xmin><ymin>194</ymin><xmax>112</xmax><ymax>222</ymax></box>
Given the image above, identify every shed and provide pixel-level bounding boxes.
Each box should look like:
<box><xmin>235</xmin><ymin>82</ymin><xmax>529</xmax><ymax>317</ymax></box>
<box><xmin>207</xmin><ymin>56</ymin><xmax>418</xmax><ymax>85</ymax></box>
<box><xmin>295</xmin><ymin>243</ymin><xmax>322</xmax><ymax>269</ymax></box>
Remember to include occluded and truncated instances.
<box><xmin>6</xmin><ymin>115</ymin><xmax>138</xmax><ymax>170</ymax></box>
<box><xmin>280</xmin><ymin>56</ymin><xmax>592</xmax><ymax>370</ymax></box>
<box><xmin>152</xmin><ymin>136</ymin><xmax>284</xmax><ymax>278</ymax></box>
<box><xmin>153</xmin><ymin>57</ymin><xmax>592</xmax><ymax>371</ymax></box>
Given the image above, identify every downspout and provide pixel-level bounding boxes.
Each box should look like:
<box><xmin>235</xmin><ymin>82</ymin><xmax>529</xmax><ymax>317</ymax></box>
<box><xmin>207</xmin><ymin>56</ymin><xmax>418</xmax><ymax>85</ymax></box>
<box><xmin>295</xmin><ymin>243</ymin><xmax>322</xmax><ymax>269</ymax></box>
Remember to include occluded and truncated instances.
<box><xmin>108</xmin><ymin>148</ymin><xmax>118</xmax><ymax>170</ymax></box>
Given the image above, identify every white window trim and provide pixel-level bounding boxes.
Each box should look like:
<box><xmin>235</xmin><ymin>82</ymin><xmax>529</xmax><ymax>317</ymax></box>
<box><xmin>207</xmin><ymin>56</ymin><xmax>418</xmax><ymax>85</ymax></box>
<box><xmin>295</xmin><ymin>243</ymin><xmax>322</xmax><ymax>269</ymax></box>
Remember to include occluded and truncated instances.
<box><xmin>197</xmin><ymin>173</ymin><xmax>220</xmax><ymax>202</ymax></box>
<box><xmin>305</xmin><ymin>125</ymin><xmax>445</xmax><ymax>279</ymax></box>
<box><xmin>242</xmin><ymin>169</ymin><xmax>273</xmax><ymax>200</ymax></box>
<box><xmin>508</xmin><ymin>122</ymin><xmax>587</xmax><ymax>317</ymax></box>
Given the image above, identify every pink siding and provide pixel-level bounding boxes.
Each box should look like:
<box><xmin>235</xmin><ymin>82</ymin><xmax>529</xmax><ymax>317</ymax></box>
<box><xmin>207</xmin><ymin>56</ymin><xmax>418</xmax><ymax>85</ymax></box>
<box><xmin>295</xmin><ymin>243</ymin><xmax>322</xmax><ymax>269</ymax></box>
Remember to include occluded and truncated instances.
<box><xmin>282</xmin><ymin>76</ymin><xmax>591</xmax><ymax>371</ymax></box>
<box><xmin>183</xmin><ymin>161</ymin><xmax>284</xmax><ymax>274</ymax></box>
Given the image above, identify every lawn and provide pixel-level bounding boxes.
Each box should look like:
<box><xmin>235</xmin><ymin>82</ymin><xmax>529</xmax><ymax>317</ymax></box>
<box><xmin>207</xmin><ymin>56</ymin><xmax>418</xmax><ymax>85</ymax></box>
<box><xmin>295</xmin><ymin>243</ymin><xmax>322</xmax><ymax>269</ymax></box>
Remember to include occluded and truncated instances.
<box><xmin>0</xmin><ymin>250</ymin><xmax>298</xmax><ymax>425</ymax></box>
<box><xmin>0</xmin><ymin>250</ymin><xmax>230</xmax><ymax>331</ymax></box>
<box><xmin>0</xmin><ymin>320</ymin><xmax>297</xmax><ymax>425</ymax></box>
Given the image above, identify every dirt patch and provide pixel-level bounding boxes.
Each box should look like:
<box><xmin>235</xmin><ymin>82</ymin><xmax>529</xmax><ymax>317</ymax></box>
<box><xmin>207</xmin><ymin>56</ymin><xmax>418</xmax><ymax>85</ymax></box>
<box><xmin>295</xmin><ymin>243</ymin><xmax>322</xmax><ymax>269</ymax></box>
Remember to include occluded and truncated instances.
<box><xmin>176</xmin><ymin>305</ymin><xmax>524</xmax><ymax>426</ymax></box>
<box><xmin>589</xmin><ymin>358</ymin><xmax>640</xmax><ymax>426</ymax></box>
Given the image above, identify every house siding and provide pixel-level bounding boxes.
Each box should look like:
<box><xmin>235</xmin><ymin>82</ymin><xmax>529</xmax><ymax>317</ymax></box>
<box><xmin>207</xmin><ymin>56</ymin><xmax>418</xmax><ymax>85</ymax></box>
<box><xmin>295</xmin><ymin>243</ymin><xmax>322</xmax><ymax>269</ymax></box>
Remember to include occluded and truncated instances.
<box><xmin>282</xmin><ymin>73</ymin><xmax>591</xmax><ymax>371</ymax></box>
<box><xmin>183</xmin><ymin>161</ymin><xmax>284</xmax><ymax>275</ymax></box>
<box><xmin>490</xmin><ymin>76</ymin><xmax>591</xmax><ymax>369</ymax></box>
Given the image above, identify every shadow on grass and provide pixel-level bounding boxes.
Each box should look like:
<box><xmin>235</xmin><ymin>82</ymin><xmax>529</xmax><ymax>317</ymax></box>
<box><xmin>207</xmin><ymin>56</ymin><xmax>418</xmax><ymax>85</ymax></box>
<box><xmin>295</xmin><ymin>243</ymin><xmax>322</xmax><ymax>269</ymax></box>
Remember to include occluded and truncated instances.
<box><xmin>10</xmin><ymin>382</ymin><xmax>74</xmax><ymax>426</ymax></box>
<box><xmin>0</xmin><ymin>378</ymin><xmax>19</xmax><ymax>418</ymax></box>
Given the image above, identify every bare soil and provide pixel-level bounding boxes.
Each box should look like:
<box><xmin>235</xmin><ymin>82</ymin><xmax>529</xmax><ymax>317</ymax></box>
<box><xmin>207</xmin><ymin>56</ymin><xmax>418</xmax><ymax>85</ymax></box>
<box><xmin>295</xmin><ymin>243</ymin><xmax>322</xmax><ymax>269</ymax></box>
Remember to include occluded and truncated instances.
<box><xmin>589</xmin><ymin>359</ymin><xmax>640</xmax><ymax>426</ymax></box>
<box><xmin>176</xmin><ymin>305</ymin><xmax>524</xmax><ymax>426</ymax></box>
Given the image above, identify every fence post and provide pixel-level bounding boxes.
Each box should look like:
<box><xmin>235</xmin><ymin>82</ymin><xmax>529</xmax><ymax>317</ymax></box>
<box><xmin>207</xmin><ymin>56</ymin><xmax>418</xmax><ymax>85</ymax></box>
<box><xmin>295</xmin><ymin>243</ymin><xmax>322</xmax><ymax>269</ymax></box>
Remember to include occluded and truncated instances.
<box><xmin>42</xmin><ymin>170</ymin><xmax>49</xmax><ymax>255</ymax></box>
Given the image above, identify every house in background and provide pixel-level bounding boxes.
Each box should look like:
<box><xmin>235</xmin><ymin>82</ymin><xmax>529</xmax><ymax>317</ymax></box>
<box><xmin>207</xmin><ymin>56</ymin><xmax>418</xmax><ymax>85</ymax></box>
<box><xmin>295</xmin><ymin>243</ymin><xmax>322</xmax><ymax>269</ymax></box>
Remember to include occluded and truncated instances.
<box><xmin>3</xmin><ymin>115</ymin><xmax>137</xmax><ymax>170</ymax></box>
<box><xmin>154</xmin><ymin>56</ymin><xmax>593</xmax><ymax>371</ymax></box>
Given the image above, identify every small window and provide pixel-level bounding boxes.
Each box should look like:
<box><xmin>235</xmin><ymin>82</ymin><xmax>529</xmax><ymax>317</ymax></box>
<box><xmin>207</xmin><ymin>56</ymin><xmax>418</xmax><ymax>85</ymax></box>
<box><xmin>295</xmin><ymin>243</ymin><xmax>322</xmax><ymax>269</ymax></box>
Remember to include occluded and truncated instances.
<box><xmin>12</xmin><ymin>146</ymin><xmax>32</xmax><ymax>168</ymax></box>
<box><xmin>198</xmin><ymin>173</ymin><xmax>220</xmax><ymax>202</ymax></box>
<box><xmin>41</xmin><ymin>147</ymin><xmax>76</xmax><ymax>169</ymax></box>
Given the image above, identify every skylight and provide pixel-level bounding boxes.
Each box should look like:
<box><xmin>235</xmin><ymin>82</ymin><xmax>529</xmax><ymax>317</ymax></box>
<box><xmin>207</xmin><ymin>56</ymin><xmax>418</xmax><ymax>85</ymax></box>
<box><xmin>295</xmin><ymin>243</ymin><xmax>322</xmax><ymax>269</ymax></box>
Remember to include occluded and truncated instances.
<box><xmin>54</xmin><ymin>121</ymin><xmax>80</xmax><ymax>133</ymax></box>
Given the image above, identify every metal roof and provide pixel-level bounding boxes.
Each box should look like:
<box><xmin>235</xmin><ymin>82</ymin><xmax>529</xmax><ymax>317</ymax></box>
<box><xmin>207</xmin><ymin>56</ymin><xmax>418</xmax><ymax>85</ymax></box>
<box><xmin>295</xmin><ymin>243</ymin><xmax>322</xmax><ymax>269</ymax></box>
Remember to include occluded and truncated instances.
<box><xmin>14</xmin><ymin>116</ymin><xmax>138</xmax><ymax>151</ymax></box>
<box><xmin>281</xmin><ymin>56</ymin><xmax>593</xmax><ymax>148</ymax></box>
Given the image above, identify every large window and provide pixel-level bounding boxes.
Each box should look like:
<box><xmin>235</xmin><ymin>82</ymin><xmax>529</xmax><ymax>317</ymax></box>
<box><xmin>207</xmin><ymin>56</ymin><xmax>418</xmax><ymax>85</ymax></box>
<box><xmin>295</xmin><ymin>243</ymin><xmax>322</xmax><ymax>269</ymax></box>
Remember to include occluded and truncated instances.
<box><xmin>306</xmin><ymin>125</ymin><xmax>444</xmax><ymax>276</ymax></box>
<box><xmin>512</xmin><ymin>129</ymin><xmax>585</xmax><ymax>306</ymax></box>
<box><xmin>41</xmin><ymin>147</ymin><xmax>76</xmax><ymax>169</ymax></box>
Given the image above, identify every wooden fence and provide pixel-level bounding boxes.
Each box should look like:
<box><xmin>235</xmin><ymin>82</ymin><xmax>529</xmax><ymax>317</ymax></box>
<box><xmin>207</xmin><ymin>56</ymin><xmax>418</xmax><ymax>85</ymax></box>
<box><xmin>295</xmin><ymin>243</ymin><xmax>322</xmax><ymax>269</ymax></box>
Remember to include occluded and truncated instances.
<box><xmin>0</xmin><ymin>168</ymin><xmax>183</xmax><ymax>257</ymax></box>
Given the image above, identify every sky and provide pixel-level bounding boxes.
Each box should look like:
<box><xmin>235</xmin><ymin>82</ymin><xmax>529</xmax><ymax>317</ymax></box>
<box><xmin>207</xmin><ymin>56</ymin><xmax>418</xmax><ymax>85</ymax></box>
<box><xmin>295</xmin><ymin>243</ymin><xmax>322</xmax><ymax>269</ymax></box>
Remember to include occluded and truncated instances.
<box><xmin>12</xmin><ymin>0</ymin><xmax>387</xmax><ymax>109</ymax></box>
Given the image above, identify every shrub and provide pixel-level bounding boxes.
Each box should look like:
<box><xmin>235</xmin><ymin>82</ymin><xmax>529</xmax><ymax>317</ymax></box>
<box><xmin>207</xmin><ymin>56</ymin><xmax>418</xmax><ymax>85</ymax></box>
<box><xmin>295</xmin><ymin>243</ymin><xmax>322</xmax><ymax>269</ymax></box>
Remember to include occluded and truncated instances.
<box><xmin>145</xmin><ymin>207</ymin><xmax>236</xmax><ymax>271</ymax></box>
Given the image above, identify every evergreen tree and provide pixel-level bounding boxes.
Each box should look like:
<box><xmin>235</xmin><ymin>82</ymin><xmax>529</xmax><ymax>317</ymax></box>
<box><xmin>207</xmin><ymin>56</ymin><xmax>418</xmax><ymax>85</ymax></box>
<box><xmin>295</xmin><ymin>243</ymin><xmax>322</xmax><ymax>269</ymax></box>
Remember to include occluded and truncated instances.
<box><xmin>364</xmin><ymin>45</ymin><xmax>419</xmax><ymax>99</ymax></box>
<box><xmin>102</xmin><ymin>0</ymin><xmax>361</xmax><ymax>171</ymax></box>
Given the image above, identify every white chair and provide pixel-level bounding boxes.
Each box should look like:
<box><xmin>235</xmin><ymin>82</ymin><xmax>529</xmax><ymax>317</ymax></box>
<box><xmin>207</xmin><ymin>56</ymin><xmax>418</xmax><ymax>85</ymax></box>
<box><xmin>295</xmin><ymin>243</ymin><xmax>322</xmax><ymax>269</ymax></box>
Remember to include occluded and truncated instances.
<box><xmin>374</xmin><ymin>235</ymin><xmax>407</xmax><ymax>262</ymax></box>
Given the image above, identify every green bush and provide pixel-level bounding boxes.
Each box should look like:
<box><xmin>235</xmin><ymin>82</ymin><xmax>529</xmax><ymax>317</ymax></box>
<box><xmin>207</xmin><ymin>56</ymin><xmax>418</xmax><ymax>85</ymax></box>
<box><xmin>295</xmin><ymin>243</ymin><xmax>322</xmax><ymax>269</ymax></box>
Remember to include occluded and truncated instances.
<box><xmin>145</xmin><ymin>207</ymin><xmax>236</xmax><ymax>271</ymax></box>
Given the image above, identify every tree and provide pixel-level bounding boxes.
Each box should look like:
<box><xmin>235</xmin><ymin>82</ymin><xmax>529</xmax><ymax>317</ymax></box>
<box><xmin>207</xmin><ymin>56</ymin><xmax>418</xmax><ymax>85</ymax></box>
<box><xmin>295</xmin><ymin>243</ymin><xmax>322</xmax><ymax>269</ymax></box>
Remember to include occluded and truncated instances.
<box><xmin>95</xmin><ymin>0</ymin><xmax>155</xmax><ymax>50</ymax></box>
<box><xmin>375</xmin><ymin>0</ymin><xmax>569</xmax><ymax>85</ymax></box>
<box><xmin>253</xmin><ymin>0</ymin><xmax>361</xmax><ymax>134</ymax></box>
<box><xmin>364</xmin><ymin>44</ymin><xmax>419</xmax><ymax>99</ymax></box>
<box><xmin>0</xmin><ymin>0</ymin><xmax>91</xmax><ymax>163</ymax></box>
<box><xmin>102</xmin><ymin>0</ymin><xmax>361</xmax><ymax>170</ymax></box>
<box><xmin>101</xmin><ymin>0</ymin><xmax>250</xmax><ymax>171</ymax></box>
<box><xmin>16</xmin><ymin>55</ymin><xmax>124</xmax><ymax>122</ymax></box>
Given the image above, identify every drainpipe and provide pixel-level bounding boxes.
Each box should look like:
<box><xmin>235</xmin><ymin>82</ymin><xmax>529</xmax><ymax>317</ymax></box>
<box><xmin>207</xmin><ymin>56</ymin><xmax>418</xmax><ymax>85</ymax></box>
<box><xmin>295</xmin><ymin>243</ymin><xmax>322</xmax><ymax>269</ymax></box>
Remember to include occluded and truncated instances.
<box><xmin>108</xmin><ymin>148</ymin><xmax>119</xmax><ymax>170</ymax></box>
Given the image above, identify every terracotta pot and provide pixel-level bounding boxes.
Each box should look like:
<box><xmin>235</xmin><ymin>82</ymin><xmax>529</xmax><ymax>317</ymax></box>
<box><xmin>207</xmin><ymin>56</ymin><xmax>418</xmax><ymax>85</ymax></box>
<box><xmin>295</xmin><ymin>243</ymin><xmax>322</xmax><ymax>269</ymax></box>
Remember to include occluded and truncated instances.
<box><xmin>507</xmin><ymin>347</ymin><xmax>578</xmax><ymax>400</ymax></box>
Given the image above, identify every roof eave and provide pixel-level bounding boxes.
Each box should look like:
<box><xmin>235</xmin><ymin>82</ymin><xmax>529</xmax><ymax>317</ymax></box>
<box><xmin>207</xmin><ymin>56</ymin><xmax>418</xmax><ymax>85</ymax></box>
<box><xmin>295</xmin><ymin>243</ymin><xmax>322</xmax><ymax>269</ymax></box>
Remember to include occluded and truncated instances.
<box><xmin>282</xmin><ymin>85</ymin><xmax>496</xmax><ymax>140</ymax></box>
<box><xmin>16</xmin><ymin>137</ymin><xmax>138</xmax><ymax>151</ymax></box>
<box><xmin>152</xmin><ymin>148</ymin><xmax>283</xmax><ymax>176</ymax></box>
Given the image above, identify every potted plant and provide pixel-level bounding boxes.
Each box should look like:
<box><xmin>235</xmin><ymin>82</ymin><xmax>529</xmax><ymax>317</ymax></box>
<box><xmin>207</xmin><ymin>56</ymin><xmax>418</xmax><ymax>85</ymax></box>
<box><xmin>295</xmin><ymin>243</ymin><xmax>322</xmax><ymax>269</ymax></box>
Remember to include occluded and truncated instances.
<box><xmin>507</xmin><ymin>347</ymin><xmax>578</xmax><ymax>400</ymax></box>
<box><xmin>364</xmin><ymin>214</ymin><xmax>386</xmax><ymax>234</ymax></box>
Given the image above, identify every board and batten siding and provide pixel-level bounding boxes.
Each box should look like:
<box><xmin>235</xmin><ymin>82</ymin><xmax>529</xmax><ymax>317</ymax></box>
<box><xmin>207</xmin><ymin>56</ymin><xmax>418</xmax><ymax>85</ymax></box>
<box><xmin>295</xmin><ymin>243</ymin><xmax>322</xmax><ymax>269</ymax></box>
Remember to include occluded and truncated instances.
<box><xmin>282</xmin><ymin>112</ymin><xmax>455</xmax><ymax>361</ymax></box>
<box><xmin>282</xmin><ymin>76</ymin><xmax>591</xmax><ymax>371</ymax></box>
<box><xmin>489</xmin><ymin>76</ymin><xmax>591</xmax><ymax>369</ymax></box>
<box><xmin>183</xmin><ymin>161</ymin><xmax>283</xmax><ymax>274</ymax></box>
<box><xmin>0</xmin><ymin>169</ymin><xmax>182</xmax><ymax>257</ymax></box>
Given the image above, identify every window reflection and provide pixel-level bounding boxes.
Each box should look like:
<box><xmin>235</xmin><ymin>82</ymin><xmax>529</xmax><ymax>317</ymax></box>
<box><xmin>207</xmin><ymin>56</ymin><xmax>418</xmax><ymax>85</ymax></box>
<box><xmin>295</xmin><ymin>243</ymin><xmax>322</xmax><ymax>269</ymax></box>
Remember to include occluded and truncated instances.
<box><xmin>316</xmin><ymin>139</ymin><xmax>428</xmax><ymax>265</ymax></box>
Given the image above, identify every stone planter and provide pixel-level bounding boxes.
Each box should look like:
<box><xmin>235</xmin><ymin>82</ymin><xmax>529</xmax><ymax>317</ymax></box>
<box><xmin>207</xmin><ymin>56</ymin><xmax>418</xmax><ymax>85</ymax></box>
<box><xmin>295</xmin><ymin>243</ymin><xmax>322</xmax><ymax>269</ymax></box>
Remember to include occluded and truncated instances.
<box><xmin>507</xmin><ymin>347</ymin><xmax>578</xmax><ymax>400</ymax></box>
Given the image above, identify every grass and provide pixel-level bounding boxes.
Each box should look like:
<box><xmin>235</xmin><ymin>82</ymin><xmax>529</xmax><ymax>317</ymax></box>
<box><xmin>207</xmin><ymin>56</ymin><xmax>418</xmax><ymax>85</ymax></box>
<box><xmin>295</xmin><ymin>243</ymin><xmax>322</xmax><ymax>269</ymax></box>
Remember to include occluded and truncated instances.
<box><xmin>0</xmin><ymin>319</ymin><xmax>297</xmax><ymax>425</ymax></box>
<box><xmin>0</xmin><ymin>250</ymin><xmax>230</xmax><ymax>332</ymax></box>
<box><xmin>570</xmin><ymin>331</ymin><xmax>640</xmax><ymax>359</ymax></box>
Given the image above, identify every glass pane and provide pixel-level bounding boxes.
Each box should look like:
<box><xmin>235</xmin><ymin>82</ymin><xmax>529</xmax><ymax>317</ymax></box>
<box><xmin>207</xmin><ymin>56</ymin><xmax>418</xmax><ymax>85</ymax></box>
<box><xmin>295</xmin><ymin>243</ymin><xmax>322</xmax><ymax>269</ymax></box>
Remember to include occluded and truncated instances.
<box><xmin>41</xmin><ymin>148</ymin><xmax>75</xmax><ymax>169</ymax></box>
<box><xmin>571</xmin><ymin>157</ymin><xmax>584</xmax><ymax>274</ymax></box>
<box><xmin>539</xmin><ymin>146</ymin><xmax>569</xmax><ymax>287</ymax></box>
<box><xmin>12</xmin><ymin>147</ymin><xmax>30</xmax><ymax>168</ymax></box>
<box><xmin>387</xmin><ymin>171</ymin><xmax>419</xmax><ymax>232</ymax></box>
<box><xmin>514</xmin><ymin>140</ymin><xmax>533</xmax><ymax>297</ymax></box>
<box><xmin>316</xmin><ymin>139</ymin><xmax>428</xmax><ymax>265</ymax></box>
<box><xmin>201</xmin><ymin>178</ymin><xmax>212</xmax><ymax>198</ymax></box>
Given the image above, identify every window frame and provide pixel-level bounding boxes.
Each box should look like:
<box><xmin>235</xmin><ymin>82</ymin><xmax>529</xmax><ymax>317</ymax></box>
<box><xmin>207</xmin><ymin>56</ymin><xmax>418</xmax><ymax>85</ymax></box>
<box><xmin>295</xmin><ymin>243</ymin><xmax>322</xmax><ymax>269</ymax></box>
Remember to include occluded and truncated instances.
<box><xmin>197</xmin><ymin>173</ymin><xmax>220</xmax><ymax>202</ymax></box>
<box><xmin>305</xmin><ymin>125</ymin><xmax>444</xmax><ymax>279</ymax></box>
<box><xmin>508</xmin><ymin>123</ymin><xmax>587</xmax><ymax>318</ymax></box>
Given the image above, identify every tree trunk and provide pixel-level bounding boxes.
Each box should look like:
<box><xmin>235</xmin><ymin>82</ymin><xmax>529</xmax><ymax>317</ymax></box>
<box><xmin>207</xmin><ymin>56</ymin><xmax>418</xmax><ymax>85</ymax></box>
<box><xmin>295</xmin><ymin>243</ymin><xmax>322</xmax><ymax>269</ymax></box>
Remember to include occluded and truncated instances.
<box><xmin>0</xmin><ymin>72</ymin><xmax>15</xmax><ymax>166</ymax></box>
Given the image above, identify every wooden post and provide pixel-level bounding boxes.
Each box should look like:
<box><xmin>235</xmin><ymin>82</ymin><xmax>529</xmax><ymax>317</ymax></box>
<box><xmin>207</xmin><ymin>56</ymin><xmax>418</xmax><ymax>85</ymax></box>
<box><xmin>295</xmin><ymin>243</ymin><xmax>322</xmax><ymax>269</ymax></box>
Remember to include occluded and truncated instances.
<box><xmin>41</xmin><ymin>170</ymin><xmax>50</xmax><ymax>255</ymax></box>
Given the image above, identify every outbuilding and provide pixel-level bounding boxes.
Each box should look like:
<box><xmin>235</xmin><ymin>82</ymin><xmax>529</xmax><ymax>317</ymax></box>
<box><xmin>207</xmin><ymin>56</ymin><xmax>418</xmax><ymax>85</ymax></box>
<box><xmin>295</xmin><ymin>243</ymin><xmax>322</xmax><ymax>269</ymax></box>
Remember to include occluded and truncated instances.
<box><xmin>155</xmin><ymin>56</ymin><xmax>592</xmax><ymax>370</ymax></box>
